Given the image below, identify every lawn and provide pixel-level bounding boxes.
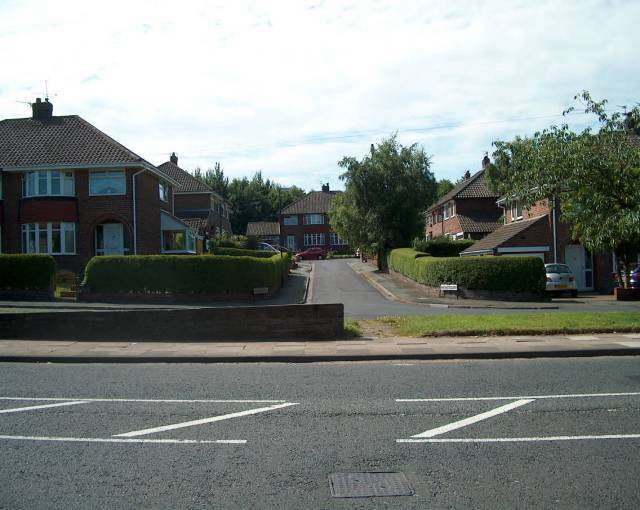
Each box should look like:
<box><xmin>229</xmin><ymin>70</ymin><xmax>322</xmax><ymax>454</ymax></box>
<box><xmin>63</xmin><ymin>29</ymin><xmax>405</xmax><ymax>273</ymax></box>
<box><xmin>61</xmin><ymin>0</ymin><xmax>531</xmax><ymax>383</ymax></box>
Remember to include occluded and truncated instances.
<box><xmin>376</xmin><ymin>312</ymin><xmax>640</xmax><ymax>337</ymax></box>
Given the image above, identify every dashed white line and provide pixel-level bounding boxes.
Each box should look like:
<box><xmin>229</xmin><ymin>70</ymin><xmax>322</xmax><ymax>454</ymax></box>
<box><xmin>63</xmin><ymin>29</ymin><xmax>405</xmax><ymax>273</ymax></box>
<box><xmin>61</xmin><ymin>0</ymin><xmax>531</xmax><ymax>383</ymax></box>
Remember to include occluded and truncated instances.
<box><xmin>0</xmin><ymin>401</ymin><xmax>89</xmax><ymax>414</ymax></box>
<box><xmin>397</xmin><ymin>392</ymin><xmax>640</xmax><ymax>403</ymax></box>
<box><xmin>411</xmin><ymin>399</ymin><xmax>533</xmax><ymax>438</ymax></box>
<box><xmin>114</xmin><ymin>402</ymin><xmax>299</xmax><ymax>438</ymax></box>
<box><xmin>397</xmin><ymin>434</ymin><xmax>640</xmax><ymax>443</ymax></box>
<box><xmin>0</xmin><ymin>435</ymin><xmax>246</xmax><ymax>445</ymax></box>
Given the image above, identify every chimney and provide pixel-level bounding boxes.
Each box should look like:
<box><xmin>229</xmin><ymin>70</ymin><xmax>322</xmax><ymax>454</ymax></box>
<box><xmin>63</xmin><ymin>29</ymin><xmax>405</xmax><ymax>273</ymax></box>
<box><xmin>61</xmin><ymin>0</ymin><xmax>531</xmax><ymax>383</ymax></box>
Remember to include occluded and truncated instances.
<box><xmin>170</xmin><ymin>152</ymin><xmax>178</xmax><ymax>165</ymax></box>
<box><xmin>321</xmin><ymin>183</ymin><xmax>330</xmax><ymax>192</ymax></box>
<box><xmin>31</xmin><ymin>97</ymin><xmax>53</xmax><ymax>121</ymax></box>
<box><xmin>482</xmin><ymin>152</ymin><xmax>490</xmax><ymax>168</ymax></box>
<box><xmin>464</xmin><ymin>170</ymin><xmax>471</xmax><ymax>180</ymax></box>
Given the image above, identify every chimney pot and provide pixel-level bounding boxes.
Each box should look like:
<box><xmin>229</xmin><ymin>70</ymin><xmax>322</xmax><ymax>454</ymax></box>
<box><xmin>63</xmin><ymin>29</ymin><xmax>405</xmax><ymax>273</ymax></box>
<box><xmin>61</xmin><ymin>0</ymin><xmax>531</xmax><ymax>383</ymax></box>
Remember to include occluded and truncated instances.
<box><xmin>482</xmin><ymin>152</ymin><xmax>490</xmax><ymax>168</ymax></box>
<box><xmin>464</xmin><ymin>170</ymin><xmax>471</xmax><ymax>180</ymax></box>
<box><xmin>322</xmin><ymin>183</ymin><xmax>330</xmax><ymax>192</ymax></box>
<box><xmin>31</xmin><ymin>97</ymin><xmax>53</xmax><ymax>121</ymax></box>
<box><xmin>170</xmin><ymin>152</ymin><xmax>178</xmax><ymax>165</ymax></box>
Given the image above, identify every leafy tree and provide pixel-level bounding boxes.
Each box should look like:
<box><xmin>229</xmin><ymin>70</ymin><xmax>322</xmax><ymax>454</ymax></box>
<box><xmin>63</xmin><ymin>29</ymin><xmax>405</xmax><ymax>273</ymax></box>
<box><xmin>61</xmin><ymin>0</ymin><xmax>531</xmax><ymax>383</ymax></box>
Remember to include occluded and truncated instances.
<box><xmin>487</xmin><ymin>91</ymin><xmax>640</xmax><ymax>287</ymax></box>
<box><xmin>330</xmin><ymin>135</ymin><xmax>437</xmax><ymax>270</ymax></box>
<box><xmin>194</xmin><ymin>162</ymin><xmax>229</xmax><ymax>198</ymax></box>
<box><xmin>436</xmin><ymin>179</ymin><xmax>455</xmax><ymax>198</ymax></box>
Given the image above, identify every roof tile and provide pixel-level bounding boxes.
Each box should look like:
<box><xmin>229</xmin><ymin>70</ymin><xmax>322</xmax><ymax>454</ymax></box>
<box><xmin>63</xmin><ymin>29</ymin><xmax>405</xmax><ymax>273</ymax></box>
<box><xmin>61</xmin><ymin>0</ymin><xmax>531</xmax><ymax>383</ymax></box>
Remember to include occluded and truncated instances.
<box><xmin>281</xmin><ymin>191</ymin><xmax>339</xmax><ymax>214</ymax></box>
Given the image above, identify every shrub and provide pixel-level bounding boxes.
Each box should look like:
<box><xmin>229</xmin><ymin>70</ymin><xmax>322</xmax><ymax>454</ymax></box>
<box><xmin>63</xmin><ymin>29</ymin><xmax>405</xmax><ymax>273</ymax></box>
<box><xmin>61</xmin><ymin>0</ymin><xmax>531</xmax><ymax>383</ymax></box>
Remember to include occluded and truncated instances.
<box><xmin>213</xmin><ymin>247</ymin><xmax>274</xmax><ymax>258</ymax></box>
<box><xmin>208</xmin><ymin>233</ymin><xmax>250</xmax><ymax>250</ymax></box>
<box><xmin>0</xmin><ymin>254</ymin><xmax>56</xmax><ymax>291</ymax></box>
<box><xmin>412</xmin><ymin>236</ymin><xmax>475</xmax><ymax>257</ymax></box>
<box><xmin>82</xmin><ymin>253</ymin><xmax>291</xmax><ymax>295</ymax></box>
<box><xmin>387</xmin><ymin>248</ymin><xmax>545</xmax><ymax>293</ymax></box>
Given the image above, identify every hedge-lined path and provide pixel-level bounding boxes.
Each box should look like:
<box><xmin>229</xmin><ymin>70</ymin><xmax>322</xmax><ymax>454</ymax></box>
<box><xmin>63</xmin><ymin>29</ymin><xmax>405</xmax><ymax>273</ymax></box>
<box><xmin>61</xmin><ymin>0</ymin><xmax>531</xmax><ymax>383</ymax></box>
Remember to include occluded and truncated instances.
<box><xmin>311</xmin><ymin>259</ymin><xmax>640</xmax><ymax>318</ymax></box>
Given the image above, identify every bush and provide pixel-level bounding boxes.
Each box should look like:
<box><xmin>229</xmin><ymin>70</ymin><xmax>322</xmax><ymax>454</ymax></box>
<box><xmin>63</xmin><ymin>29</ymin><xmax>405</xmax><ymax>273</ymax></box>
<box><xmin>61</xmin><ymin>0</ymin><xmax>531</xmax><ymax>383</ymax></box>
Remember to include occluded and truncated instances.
<box><xmin>208</xmin><ymin>233</ymin><xmax>250</xmax><ymax>250</ymax></box>
<box><xmin>0</xmin><ymin>254</ymin><xmax>56</xmax><ymax>291</ymax></box>
<box><xmin>212</xmin><ymin>247</ymin><xmax>274</xmax><ymax>258</ymax></box>
<box><xmin>387</xmin><ymin>248</ymin><xmax>545</xmax><ymax>293</ymax></box>
<box><xmin>82</xmin><ymin>253</ymin><xmax>291</xmax><ymax>295</ymax></box>
<box><xmin>412</xmin><ymin>236</ymin><xmax>475</xmax><ymax>257</ymax></box>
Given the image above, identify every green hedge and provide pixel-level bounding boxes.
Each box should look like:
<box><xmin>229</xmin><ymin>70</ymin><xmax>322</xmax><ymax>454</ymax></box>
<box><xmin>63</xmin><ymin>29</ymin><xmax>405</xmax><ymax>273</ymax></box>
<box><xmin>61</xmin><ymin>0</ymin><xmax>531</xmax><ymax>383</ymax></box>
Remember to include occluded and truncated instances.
<box><xmin>82</xmin><ymin>253</ymin><xmax>290</xmax><ymax>295</ymax></box>
<box><xmin>0</xmin><ymin>254</ymin><xmax>56</xmax><ymax>290</ymax></box>
<box><xmin>412</xmin><ymin>237</ymin><xmax>476</xmax><ymax>257</ymax></box>
<box><xmin>212</xmin><ymin>247</ymin><xmax>274</xmax><ymax>258</ymax></box>
<box><xmin>387</xmin><ymin>248</ymin><xmax>546</xmax><ymax>293</ymax></box>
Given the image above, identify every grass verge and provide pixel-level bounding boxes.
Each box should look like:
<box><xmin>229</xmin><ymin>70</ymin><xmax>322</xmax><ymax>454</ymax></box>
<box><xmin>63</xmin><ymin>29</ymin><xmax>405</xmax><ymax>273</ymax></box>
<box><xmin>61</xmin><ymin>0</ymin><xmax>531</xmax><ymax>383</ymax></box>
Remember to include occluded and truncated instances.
<box><xmin>343</xmin><ymin>318</ymin><xmax>362</xmax><ymax>338</ymax></box>
<box><xmin>380</xmin><ymin>312</ymin><xmax>640</xmax><ymax>337</ymax></box>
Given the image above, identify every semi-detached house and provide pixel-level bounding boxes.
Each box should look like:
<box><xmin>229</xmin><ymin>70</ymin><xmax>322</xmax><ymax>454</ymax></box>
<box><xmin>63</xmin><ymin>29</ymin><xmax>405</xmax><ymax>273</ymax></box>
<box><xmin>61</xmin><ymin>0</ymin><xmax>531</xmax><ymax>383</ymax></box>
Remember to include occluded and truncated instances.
<box><xmin>0</xmin><ymin>98</ymin><xmax>198</xmax><ymax>273</ymax></box>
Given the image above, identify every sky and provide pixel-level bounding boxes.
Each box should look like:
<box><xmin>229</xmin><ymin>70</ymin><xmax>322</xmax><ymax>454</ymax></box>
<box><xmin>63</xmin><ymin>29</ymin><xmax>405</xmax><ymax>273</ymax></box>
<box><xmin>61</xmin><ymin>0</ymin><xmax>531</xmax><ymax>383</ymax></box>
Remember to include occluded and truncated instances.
<box><xmin>1</xmin><ymin>0</ymin><xmax>638</xmax><ymax>191</ymax></box>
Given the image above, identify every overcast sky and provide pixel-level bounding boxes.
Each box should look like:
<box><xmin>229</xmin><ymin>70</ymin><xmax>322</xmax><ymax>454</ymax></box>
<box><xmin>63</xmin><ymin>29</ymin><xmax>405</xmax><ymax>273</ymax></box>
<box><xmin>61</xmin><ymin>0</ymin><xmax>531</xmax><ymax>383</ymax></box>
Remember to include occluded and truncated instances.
<box><xmin>1</xmin><ymin>0</ymin><xmax>638</xmax><ymax>190</ymax></box>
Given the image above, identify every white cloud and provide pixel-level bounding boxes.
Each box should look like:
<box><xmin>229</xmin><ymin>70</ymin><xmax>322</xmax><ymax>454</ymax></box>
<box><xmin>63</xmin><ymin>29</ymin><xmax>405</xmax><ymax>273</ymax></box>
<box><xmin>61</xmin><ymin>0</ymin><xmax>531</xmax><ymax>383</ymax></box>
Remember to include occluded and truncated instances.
<box><xmin>1</xmin><ymin>0</ymin><xmax>638</xmax><ymax>188</ymax></box>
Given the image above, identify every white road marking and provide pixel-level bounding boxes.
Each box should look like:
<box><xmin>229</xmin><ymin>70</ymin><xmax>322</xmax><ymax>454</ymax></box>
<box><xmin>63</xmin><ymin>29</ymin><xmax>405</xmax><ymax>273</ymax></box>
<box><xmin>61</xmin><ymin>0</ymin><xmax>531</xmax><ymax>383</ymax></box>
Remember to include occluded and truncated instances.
<box><xmin>0</xmin><ymin>401</ymin><xmax>88</xmax><ymax>414</ymax></box>
<box><xmin>0</xmin><ymin>434</ymin><xmax>246</xmax><ymax>445</ymax></box>
<box><xmin>411</xmin><ymin>399</ymin><xmax>533</xmax><ymax>438</ymax></box>
<box><xmin>114</xmin><ymin>402</ymin><xmax>299</xmax><ymax>438</ymax></box>
<box><xmin>619</xmin><ymin>342</ymin><xmax>640</xmax><ymax>348</ymax></box>
<box><xmin>0</xmin><ymin>397</ymin><xmax>287</xmax><ymax>404</ymax></box>
<box><xmin>397</xmin><ymin>434</ymin><xmax>640</xmax><ymax>443</ymax></box>
<box><xmin>397</xmin><ymin>392</ymin><xmax>640</xmax><ymax>403</ymax></box>
<box><xmin>623</xmin><ymin>334</ymin><xmax>640</xmax><ymax>339</ymax></box>
<box><xmin>567</xmin><ymin>335</ymin><xmax>599</xmax><ymax>341</ymax></box>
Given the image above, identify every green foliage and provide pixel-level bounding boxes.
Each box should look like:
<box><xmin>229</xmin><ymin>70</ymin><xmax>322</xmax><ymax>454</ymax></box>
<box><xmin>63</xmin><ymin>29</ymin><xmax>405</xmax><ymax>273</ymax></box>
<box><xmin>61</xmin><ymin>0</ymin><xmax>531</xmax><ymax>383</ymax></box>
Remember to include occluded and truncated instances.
<box><xmin>0</xmin><ymin>254</ymin><xmax>56</xmax><ymax>291</ymax></box>
<box><xmin>208</xmin><ymin>233</ymin><xmax>249</xmax><ymax>250</ymax></box>
<box><xmin>436</xmin><ymin>179</ymin><xmax>455</xmax><ymax>198</ymax></box>
<box><xmin>412</xmin><ymin>236</ymin><xmax>475</xmax><ymax>257</ymax></box>
<box><xmin>387</xmin><ymin>249</ymin><xmax>545</xmax><ymax>293</ymax></box>
<box><xmin>488</xmin><ymin>90</ymin><xmax>640</xmax><ymax>287</ymax></box>
<box><xmin>329</xmin><ymin>135</ymin><xmax>437</xmax><ymax>268</ymax></box>
<box><xmin>82</xmin><ymin>254</ymin><xmax>290</xmax><ymax>295</ymax></box>
<box><xmin>193</xmin><ymin>162</ymin><xmax>229</xmax><ymax>198</ymax></box>
<box><xmin>213</xmin><ymin>247</ymin><xmax>274</xmax><ymax>258</ymax></box>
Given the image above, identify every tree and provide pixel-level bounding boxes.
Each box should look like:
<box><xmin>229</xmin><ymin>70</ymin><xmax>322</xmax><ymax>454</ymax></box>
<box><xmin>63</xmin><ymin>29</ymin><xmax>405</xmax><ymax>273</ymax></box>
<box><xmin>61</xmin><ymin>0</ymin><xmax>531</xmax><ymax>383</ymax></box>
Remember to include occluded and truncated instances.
<box><xmin>330</xmin><ymin>135</ymin><xmax>437</xmax><ymax>270</ymax></box>
<box><xmin>436</xmin><ymin>179</ymin><xmax>455</xmax><ymax>198</ymax></box>
<box><xmin>487</xmin><ymin>91</ymin><xmax>640</xmax><ymax>287</ymax></box>
<box><xmin>194</xmin><ymin>162</ymin><xmax>229</xmax><ymax>198</ymax></box>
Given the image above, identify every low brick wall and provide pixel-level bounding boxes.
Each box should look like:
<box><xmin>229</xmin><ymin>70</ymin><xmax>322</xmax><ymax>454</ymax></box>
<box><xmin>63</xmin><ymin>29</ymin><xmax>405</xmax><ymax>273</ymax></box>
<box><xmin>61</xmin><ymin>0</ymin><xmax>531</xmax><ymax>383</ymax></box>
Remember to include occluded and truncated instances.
<box><xmin>0</xmin><ymin>304</ymin><xmax>344</xmax><ymax>341</ymax></box>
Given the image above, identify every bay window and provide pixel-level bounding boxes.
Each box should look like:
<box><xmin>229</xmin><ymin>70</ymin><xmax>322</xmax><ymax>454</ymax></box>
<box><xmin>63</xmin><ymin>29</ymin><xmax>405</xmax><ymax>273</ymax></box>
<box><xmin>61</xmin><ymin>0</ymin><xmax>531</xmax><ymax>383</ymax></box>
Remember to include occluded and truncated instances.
<box><xmin>304</xmin><ymin>233</ymin><xmax>324</xmax><ymax>246</ymax></box>
<box><xmin>22</xmin><ymin>170</ymin><xmax>74</xmax><ymax>197</ymax></box>
<box><xmin>21</xmin><ymin>223</ymin><xmax>76</xmax><ymax>255</ymax></box>
<box><xmin>162</xmin><ymin>230</ymin><xmax>196</xmax><ymax>253</ymax></box>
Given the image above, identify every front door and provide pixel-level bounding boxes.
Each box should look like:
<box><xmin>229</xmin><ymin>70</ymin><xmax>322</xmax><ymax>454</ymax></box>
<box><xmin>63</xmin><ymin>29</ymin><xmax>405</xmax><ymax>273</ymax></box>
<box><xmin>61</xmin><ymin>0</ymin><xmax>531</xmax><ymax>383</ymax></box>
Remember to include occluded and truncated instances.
<box><xmin>565</xmin><ymin>244</ymin><xmax>593</xmax><ymax>291</ymax></box>
<box><xmin>103</xmin><ymin>223</ymin><xmax>124</xmax><ymax>255</ymax></box>
<box><xmin>287</xmin><ymin>235</ymin><xmax>296</xmax><ymax>251</ymax></box>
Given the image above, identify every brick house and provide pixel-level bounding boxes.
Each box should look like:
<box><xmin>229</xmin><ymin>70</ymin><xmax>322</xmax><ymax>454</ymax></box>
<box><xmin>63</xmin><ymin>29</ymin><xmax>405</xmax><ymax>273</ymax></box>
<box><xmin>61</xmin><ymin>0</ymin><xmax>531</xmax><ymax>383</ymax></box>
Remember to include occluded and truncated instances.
<box><xmin>460</xmin><ymin>197</ymin><xmax>614</xmax><ymax>292</ymax></box>
<box><xmin>158</xmin><ymin>153</ymin><xmax>232</xmax><ymax>247</ymax></box>
<box><xmin>279</xmin><ymin>184</ymin><xmax>348</xmax><ymax>252</ymax></box>
<box><xmin>246</xmin><ymin>221</ymin><xmax>280</xmax><ymax>246</ymax></box>
<box><xmin>0</xmin><ymin>98</ymin><xmax>198</xmax><ymax>273</ymax></box>
<box><xmin>426</xmin><ymin>157</ymin><xmax>502</xmax><ymax>240</ymax></box>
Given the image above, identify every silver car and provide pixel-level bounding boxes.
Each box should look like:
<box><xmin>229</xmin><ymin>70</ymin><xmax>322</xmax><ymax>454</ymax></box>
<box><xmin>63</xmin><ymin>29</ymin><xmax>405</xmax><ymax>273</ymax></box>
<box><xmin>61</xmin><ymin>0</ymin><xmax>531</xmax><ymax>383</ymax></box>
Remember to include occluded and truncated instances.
<box><xmin>545</xmin><ymin>263</ymin><xmax>578</xmax><ymax>297</ymax></box>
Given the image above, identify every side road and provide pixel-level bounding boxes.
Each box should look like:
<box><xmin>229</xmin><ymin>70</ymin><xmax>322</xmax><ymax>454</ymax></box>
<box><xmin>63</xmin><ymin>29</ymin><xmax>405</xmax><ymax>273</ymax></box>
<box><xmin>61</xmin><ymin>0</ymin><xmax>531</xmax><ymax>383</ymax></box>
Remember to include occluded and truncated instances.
<box><xmin>1</xmin><ymin>332</ymin><xmax>640</xmax><ymax>362</ymax></box>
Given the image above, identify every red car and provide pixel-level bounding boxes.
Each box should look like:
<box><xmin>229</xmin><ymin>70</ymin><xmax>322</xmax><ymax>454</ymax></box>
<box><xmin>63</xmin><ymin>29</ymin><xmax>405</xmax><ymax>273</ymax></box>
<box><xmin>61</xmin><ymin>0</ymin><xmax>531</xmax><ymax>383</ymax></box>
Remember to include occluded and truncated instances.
<box><xmin>295</xmin><ymin>247</ymin><xmax>327</xmax><ymax>260</ymax></box>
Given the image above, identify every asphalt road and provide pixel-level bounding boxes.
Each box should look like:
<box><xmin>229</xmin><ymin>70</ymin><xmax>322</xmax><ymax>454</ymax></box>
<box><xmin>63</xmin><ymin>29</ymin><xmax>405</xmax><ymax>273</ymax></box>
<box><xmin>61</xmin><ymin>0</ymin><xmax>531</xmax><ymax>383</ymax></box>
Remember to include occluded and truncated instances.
<box><xmin>1</xmin><ymin>357</ymin><xmax>640</xmax><ymax>509</ymax></box>
<box><xmin>309</xmin><ymin>259</ymin><xmax>640</xmax><ymax>318</ymax></box>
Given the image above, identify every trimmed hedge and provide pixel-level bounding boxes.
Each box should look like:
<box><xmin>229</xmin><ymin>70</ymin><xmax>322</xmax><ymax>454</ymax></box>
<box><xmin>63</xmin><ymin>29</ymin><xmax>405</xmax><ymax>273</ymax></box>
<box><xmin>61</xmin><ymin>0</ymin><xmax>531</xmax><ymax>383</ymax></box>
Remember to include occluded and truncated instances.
<box><xmin>387</xmin><ymin>248</ymin><xmax>546</xmax><ymax>293</ymax></box>
<box><xmin>212</xmin><ymin>247</ymin><xmax>274</xmax><ymax>258</ymax></box>
<box><xmin>82</xmin><ymin>253</ymin><xmax>290</xmax><ymax>295</ymax></box>
<box><xmin>0</xmin><ymin>254</ymin><xmax>56</xmax><ymax>290</ymax></box>
<box><xmin>412</xmin><ymin>237</ymin><xmax>476</xmax><ymax>257</ymax></box>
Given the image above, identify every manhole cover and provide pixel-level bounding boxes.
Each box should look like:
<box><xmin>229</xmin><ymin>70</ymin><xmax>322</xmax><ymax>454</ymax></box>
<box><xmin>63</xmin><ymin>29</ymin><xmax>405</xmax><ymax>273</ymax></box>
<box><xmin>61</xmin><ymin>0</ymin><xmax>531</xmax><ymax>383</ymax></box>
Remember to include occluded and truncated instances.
<box><xmin>328</xmin><ymin>472</ymin><xmax>414</xmax><ymax>498</ymax></box>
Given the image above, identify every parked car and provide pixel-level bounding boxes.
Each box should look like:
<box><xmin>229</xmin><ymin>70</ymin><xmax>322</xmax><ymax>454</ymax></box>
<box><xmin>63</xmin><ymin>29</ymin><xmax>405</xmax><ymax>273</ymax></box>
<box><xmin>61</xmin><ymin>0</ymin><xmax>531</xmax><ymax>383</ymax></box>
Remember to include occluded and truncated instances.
<box><xmin>545</xmin><ymin>263</ymin><xmax>578</xmax><ymax>297</ymax></box>
<box><xmin>615</xmin><ymin>265</ymin><xmax>640</xmax><ymax>288</ymax></box>
<box><xmin>295</xmin><ymin>247</ymin><xmax>327</xmax><ymax>260</ymax></box>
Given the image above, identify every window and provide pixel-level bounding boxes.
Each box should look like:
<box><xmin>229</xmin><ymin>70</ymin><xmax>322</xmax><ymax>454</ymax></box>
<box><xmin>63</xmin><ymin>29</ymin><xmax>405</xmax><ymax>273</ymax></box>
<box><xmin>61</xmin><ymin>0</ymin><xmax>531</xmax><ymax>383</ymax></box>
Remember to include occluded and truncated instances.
<box><xmin>21</xmin><ymin>223</ymin><xmax>76</xmax><ymax>255</ymax></box>
<box><xmin>330</xmin><ymin>232</ymin><xmax>347</xmax><ymax>245</ymax></box>
<box><xmin>159</xmin><ymin>182</ymin><xmax>168</xmax><ymax>202</ymax></box>
<box><xmin>443</xmin><ymin>202</ymin><xmax>455</xmax><ymax>220</ymax></box>
<box><xmin>304</xmin><ymin>233</ymin><xmax>324</xmax><ymax>246</ymax></box>
<box><xmin>283</xmin><ymin>215</ymin><xmax>298</xmax><ymax>226</ymax></box>
<box><xmin>22</xmin><ymin>170</ymin><xmax>74</xmax><ymax>197</ymax></box>
<box><xmin>89</xmin><ymin>169</ymin><xmax>125</xmax><ymax>195</ymax></box>
<box><xmin>304</xmin><ymin>214</ymin><xmax>324</xmax><ymax>225</ymax></box>
<box><xmin>162</xmin><ymin>230</ymin><xmax>195</xmax><ymax>252</ymax></box>
<box><xmin>510</xmin><ymin>200</ymin><xmax>523</xmax><ymax>221</ymax></box>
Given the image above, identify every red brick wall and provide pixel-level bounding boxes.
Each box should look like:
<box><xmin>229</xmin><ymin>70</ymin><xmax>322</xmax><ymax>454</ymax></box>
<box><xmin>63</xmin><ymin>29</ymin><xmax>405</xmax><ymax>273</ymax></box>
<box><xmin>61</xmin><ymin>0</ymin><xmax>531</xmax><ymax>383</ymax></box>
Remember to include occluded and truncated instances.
<box><xmin>280</xmin><ymin>214</ymin><xmax>339</xmax><ymax>250</ymax></box>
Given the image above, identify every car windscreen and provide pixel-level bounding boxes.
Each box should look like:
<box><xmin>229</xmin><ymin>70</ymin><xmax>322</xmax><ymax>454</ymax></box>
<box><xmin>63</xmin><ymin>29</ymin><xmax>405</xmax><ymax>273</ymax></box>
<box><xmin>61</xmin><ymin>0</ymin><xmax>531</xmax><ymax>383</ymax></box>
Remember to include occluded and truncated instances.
<box><xmin>546</xmin><ymin>264</ymin><xmax>571</xmax><ymax>273</ymax></box>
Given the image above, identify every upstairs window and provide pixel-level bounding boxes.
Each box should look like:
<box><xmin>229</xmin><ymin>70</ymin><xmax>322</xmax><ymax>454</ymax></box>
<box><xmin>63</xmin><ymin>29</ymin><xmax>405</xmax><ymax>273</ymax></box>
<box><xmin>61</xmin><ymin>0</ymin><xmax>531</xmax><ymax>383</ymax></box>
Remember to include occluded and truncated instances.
<box><xmin>23</xmin><ymin>170</ymin><xmax>74</xmax><ymax>197</ymax></box>
<box><xmin>510</xmin><ymin>201</ymin><xmax>523</xmax><ymax>221</ymax></box>
<box><xmin>443</xmin><ymin>201</ymin><xmax>455</xmax><ymax>220</ymax></box>
<box><xmin>90</xmin><ymin>169</ymin><xmax>125</xmax><ymax>195</ymax></box>
<box><xmin>159</xmin><ymin>181</ymin><xmax>168</xmax><ymax>202</ymax></box>
<box><xmin>284</xmin><ymin>215</ymin><xmax>299</xmax><ymax>226</ymax></box>
<box><xmin>304</xmin><ymin>214</ymin><xmax>324</xmax><ymax>225</ymax></box>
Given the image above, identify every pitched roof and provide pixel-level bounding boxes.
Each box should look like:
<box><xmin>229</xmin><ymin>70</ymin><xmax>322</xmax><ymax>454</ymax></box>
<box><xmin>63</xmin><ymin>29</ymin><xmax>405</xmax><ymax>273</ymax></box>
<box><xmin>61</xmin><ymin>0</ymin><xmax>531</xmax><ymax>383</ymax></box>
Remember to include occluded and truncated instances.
<box><xmin>246</xmin><ymin>221</ymin><xmax>280</xmax><ymax>236</ymax></box>
<box><xmin>457</xmin><ymin>214</ymin><xmax>503</xmax><ymax>233</ymax></box>
<box><xmin>281</xmin><ymin>191</ymin><xmax>338</xmax><ymax>214</ymax></box>
<box><xmin>157</xmin><ymin>160</ymin><xmax>213</xmax><ymax>193</ymax></box>
<box><xmin>461</xmin><ymin>215</ymin><xmax>548</xmax><ymax>254</ymax></box>
<box><xmin>0</xmin><ymin>114</ymin><xmax>178</xmax><ymax>184</ymax></box>
<box><xmin>428</xmin><ymin>169</ymin><xmax>499</xmax><ymax>211</ymax></box>
<box><xmin>180</xmin><ymin>217</ymin><xmax>208</xmax><ymax>235</ymax></box>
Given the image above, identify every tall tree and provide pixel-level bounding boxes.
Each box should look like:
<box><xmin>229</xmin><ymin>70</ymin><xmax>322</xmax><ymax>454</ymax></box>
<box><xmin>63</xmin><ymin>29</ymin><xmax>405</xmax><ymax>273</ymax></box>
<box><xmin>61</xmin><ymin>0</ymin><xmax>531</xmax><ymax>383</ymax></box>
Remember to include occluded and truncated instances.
<box><xmin>193</xmin><ymin>162</ymin><xmax>229</xmax><ymax>198</ymax></box>
<box><xmin>436</xmin><ymin>179</ymin><xmax>455</xmax><ymax>198</ymax></box>
<box><xmin>488</xmin><ymin>91</ymin><xmax>640</xmax><ymax>287</ymax></box>
<box><xmin>330</xmin><ymin>135</ymin><xmax>437</xmax><ymax>270</ymax></box>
